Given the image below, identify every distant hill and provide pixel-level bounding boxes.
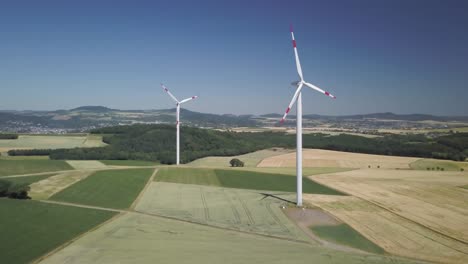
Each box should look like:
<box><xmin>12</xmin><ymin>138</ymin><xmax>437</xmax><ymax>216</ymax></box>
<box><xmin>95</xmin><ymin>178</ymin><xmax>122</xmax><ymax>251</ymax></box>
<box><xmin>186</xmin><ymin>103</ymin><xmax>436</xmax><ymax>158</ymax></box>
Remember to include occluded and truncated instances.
<box><xmin>1</xmin><ymin>105</ymin><xmax>467</xmax><ymax>133</ymax></box>
<box><xmin>70</xmin><ymin>106</ymin><xmax>115</xmax><ymax>112</ymax></box>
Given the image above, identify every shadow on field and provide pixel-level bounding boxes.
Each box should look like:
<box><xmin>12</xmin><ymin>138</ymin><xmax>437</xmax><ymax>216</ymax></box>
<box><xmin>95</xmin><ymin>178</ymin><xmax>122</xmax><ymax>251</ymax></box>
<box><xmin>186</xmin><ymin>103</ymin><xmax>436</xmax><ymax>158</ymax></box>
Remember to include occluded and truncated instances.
<box><xmin>259</xmin><ymin>192</ymin><xmax>295</xmax><ymax>205</ymax></box>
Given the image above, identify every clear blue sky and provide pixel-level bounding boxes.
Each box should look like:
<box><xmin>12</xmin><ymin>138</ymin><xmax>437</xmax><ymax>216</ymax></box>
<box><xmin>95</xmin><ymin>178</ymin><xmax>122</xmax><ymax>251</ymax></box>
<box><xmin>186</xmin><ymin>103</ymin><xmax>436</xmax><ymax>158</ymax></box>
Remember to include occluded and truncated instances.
<box><xmin>1</xmin><ymin>0</ymin><xmax>467</xmax><ymax>115</ymax></box>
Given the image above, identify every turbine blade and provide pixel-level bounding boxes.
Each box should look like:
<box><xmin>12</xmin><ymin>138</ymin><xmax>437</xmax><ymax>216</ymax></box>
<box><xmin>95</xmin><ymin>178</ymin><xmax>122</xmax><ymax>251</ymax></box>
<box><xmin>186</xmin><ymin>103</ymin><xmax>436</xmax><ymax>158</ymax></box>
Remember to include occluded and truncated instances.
<box><xmin>179</xmin><ymin>96</ymin><xmax>198</xmax><ymax>104</ymax></box>
<box><xmin>280</xmin><ymin>83</ymin><xmax>303</xmax><ymax>123</ymax></box>
<box><xmin>160</xmin><ymin>83</ymin><xmax>179</xmax><ymax>103</ymax></box>
<box><xmin>290</xmin><ymin>24</ymin><xmax>303</xmax><ymax>81</ymax></box>
<box><xmin>304</xmin><ymin>82</ymin><xmax>336</xmax><ymax>99</ymax></box>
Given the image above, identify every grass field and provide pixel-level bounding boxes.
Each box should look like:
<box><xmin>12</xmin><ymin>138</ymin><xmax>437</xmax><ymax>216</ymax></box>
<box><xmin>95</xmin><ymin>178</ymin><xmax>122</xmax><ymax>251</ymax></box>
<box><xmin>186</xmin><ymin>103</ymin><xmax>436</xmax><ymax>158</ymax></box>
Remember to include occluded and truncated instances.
<box><xmin>2</xmin><ymin>173</ymin><xmax>57</xmax><ymax>185</ymax></box>
<box><xmin>258</xmin><ymin>149</ymin><xmax>419</xmax><ymax>169</ymax></box>
<box><xmin>99</xmin><ymin>160</ymin><xmax>159</xmax><ymax>166</ymax></box>
<box><xmin>410</xmin><ymin>158</ymin><xmax>468</xmax><ymax>171</ymax></box>
<box><xmin>50</xmin><ymin>169</ymin><xmax>154</xmax><ymax>209</ymax></box>
<box><xmin>0</xmin><ymin>134</ymin><xmax>105</xmax><ymax>152</ymax></box>
<box><xmin>0</xmin><ymin>159</ymin><xmax>73</xmax><ymax>177</ymax></box>
<box><xmin>310</xmin><ymin>223</ymin><xmax>384</xmax><ymax>254</ymax></box>
<box><xmin>39</xmin><ymin>212</ymin><xmax>419</xmax><ymax>264</ymax></box>
<box><xmin>136</xmin><ymin>182</ymin><xmax>309</xmax><ymax>240</ymax></box>
<box><xmin>155</xmin><ymin>167</ymin><xmax>345</xmax><ymax>195</ymax></box>
<box><xmin>188</xmin><ymin>148</ymin><xmax>293</xmax><ymax>167</ymax></box>
<box><xmin>0</xmin><ymin>199</ymin><xmax>116</xmax><ymax>264</ymax></box>
<box><xmin>304</xmin><ymin>194</ymin><xmax>468</xmax><ymax>263</ymax></box>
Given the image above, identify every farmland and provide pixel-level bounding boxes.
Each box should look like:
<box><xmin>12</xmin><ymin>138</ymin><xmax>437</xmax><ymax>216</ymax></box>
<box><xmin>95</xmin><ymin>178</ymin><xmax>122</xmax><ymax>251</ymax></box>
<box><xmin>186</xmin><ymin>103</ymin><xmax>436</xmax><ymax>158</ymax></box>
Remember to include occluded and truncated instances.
<box><xmin>50</xmin><ymin>168</ymin><xmax>154</xmax><ymax>209</ymax></box>
<box><xmin>0</xmin><ymin>199</ymin><xmax>116</xmax><ymax>264</ymax></box>
<box><xmin>0</xmin><ymin>159</ymin><xmax>73</xmax><ymax>177</ymax></box>
<box><xmin>39</xmin><ymin>212</ymin><xmax>418</xmax><ymax>264</ymax></box>
<box><xmin>305</xmin><ymin>168</ymin><xmax>468</xmax><ymax>263</ymax></box>
<box><xmin>0</xmin><ymin>134</ymin><xmax>105</xmax><ymax>152</ymax></box>
<box><xmin>155</xmin><ymin>167</ymin><xmax>345</xmax><ymax>195</ymax></box>
<box><xmin>136</xmin><ymin>182</ymin><xmax>309</xmax><ymax>241</ymax></box>
<box><xmin>188</xmin><ymin>148</ymin><xmax>293</xmax><ymax>167</ymax></box>
<box><xmin>258</xmin><ymin>149</ymin><xmax>419</xmax><ymax>169</ymax></box>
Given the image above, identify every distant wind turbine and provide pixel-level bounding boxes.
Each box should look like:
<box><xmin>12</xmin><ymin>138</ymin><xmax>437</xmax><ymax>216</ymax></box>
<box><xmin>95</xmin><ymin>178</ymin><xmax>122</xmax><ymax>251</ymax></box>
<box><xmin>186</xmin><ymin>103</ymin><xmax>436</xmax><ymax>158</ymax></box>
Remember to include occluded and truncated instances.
<box><xmin>161</xmin><ymin>83</ymin><xmax>198</xmax><ymax>165</ymax></box>
<box><xmin>280</xmin><ymin>25</ymin><xmax>337</xmax><ymax>206</ymax></box>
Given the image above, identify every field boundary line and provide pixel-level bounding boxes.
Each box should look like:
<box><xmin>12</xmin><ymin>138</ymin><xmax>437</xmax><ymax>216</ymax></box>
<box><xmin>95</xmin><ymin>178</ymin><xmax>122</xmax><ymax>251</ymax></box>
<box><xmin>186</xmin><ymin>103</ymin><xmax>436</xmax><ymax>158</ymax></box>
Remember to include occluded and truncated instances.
<box><xmin>31</xmin><ymin>211</ymin><xmax>125</xmax><ymax>264</ymax></box>
<box><xmin>130</xmin><ymin>168</ymin><xmax>158</xmax><ymax>210</ymax></box>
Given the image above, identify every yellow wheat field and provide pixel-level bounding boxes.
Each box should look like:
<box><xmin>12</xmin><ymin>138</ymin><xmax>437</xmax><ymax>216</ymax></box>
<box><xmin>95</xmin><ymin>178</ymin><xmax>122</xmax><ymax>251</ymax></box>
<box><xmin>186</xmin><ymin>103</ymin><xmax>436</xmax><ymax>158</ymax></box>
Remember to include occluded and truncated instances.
<box><xmin>257</xmin><ymin>149</ymin><xmax>419</xmax><ymax>169</ymax></box>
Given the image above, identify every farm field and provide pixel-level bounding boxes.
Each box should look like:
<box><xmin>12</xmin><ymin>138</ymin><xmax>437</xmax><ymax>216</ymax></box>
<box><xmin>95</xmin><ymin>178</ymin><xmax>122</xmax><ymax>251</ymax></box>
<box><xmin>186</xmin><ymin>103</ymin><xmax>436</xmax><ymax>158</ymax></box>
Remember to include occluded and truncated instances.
<box><xmin>28</xmin><ymin>170</ymin><xmax>94</xmax><ymax>200</ymax></box>
<box><xmin>0</xmin><ymin>199</ymin><xmax>116</xmax><ymax>264</ymax></box>
<box><xmin>311</xmin><ymin>169</ymin><xmax>468</xmax><ymax>242</ymax></box>
<box><xmin>39</xmin><ymin>212</ymin><xmax>418</xmax><ymax>264</ymax></box>
<box><xmin>0</xmin><ymin>134</ymin><xmax>105</xmax><ymax>152</ymax></box>
<box><xmin>188</xmin><ymin>148</ymin><xmax>292</xmax><ymax>167</ymax></box>
<box><xmin>258</xmin><ymin>149</ymin><xmax>419</xmax><ymax>169</ymax></box>
<box><xmin>155</xmin><ymin>167</ymin><xmax>345</xmax><ymax>195</ymax></box>
<box><xmin>135</xmin><ymin>182</ymin><xmax>309</xmax><ymax>241</ymax></box>
<box><xmin>409</xmin><ymin>158</ymin><xmax>468</xmax><ymax>171</ymax></box>
<box><xmin>304</xmin><ymin>194</ymin><xmax>468</xmax><ymax>263</ymax></box>
<box><xmin>310</xmin><ymin>223</ymin><xmax>384</xmax><ymax>254</ymax></box>
<box><xmin>50</xmin><ymin>168</ymin><xmax>154</xmax><ymax>209</ymax></box>
<box><xmin>1</xmin><ymin>173</ymin><xmax>57</xmax><ymax>185</ymax></box>
<box><xmin>99</xmin><ymin>160</ymin><xmax>159</xmax><ymax>166</ymax></box>
<box><xmin>0</xmin><ymin>159</ymin><xmax>73</xmax><ymax>177</ymax></box>
<box><xmin>66</xmin><ymin>160</ymin><xmax>108</xmax><ymax>169</ymax></box>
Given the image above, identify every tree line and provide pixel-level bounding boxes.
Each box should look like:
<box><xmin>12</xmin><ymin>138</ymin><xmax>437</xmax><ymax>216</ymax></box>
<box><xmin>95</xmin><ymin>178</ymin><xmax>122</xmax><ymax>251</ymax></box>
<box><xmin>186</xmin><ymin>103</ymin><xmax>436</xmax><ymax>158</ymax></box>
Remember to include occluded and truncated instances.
<box><xmin>6</xmin><ymin>124</ymin><xmax>468</xmax><ymax>164</ymax></box>
<box><xmin>0</xmin><ymin>134</ymin><xmax>18</xmax><ymax>139</ymax></box>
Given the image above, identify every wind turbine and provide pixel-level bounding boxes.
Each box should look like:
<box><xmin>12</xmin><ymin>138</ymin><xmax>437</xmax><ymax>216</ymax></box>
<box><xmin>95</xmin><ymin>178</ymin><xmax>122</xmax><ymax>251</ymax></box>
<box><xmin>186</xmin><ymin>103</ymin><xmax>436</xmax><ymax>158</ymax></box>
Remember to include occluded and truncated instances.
<box><xmin>161</xmin><ymin>83</ymin><xmax>198</xmax><ymax>165</ymax></box>
<box><xmin>280</xmin><ymin>25</ymin><xmax>337</xmax><ymax>206</ymax></box>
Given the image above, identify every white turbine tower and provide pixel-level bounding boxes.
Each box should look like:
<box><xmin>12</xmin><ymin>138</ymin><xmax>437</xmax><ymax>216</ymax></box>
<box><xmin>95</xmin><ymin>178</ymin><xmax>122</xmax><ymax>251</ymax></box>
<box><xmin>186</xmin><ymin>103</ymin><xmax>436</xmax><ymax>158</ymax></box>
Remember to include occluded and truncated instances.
<box><xmin>161</xmin><ymin>83</ymin><xmax>198</xmax><ymax>165</ymax></box>
<box><xmin>280</xmin><ymin>25</ymin><xmax>337</xmax><ymax>206</ymax></box>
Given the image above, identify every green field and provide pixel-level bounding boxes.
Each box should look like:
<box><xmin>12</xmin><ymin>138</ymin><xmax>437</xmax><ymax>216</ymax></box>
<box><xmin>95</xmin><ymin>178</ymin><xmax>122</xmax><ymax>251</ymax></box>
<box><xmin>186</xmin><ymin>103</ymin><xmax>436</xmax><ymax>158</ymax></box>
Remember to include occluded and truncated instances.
<box><xmin>410</xmin><ymin>159</ymin><xmax>468</xmax><ymax>171</ymax></box>
<box><xmin>40</xmin><ymin>212</ymin><xmax>418</xmax><ymax>264</ymax></box>
<box><xmin>50</xmin><ymin>168</ymin><xmax>154</xmax><ymax>209</ymax></box>
<box><xmin>0</xmin><ymin>159</ymin><xmax>73</xmax><ymax>177</ymax></box>
<box><xmin>2</xmin><ymin>173</ymin><xmax>57</xmax><ymax>185</ymax></box>
<box><xmin>310</xmin><ymin>223</ymin><xmax>385</xmax><ymax>254</ymax></box>
<box><xmin>0</xmin><ymin>199</ymin><xmax>116</xmax><ymax>264</ymax></box>
<box><xmin>236</xmin><ymin>167</ymin><xmax>352</xmax><ymax>176</ymax></box>
<box><xmin>188</xmin><ymin>148</ymin><xmax>292</xmax><ymax>167</ymax></box>
<box><xmin>155</xmin><ymin>167</ymin><xmax>345</xmax><ymax>195</ymax></box>
<box><xmin>136</xmin><ymin>182</ymin><xmax>309</xmax><ymax>240</ymax></box>
<box><xmin>0</xmin><ymin>134</ymin><xmax>105</xmax><ymax>151</ymax></box>
<box><xmin>100</xmin><ymin>160</ymin><xmax>159</xmax><ymax>166</ymax></box>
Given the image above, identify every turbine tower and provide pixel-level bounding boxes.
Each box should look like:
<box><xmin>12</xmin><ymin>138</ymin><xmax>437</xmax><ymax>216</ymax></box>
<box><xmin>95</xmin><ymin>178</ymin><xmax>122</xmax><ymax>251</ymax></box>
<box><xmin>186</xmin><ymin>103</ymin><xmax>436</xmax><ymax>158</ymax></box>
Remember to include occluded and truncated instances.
<box><xmin>280</xmin><ymin>25</ymin><xmax>336</xmax><ymax>206</ymax></box>
<box><xmin>161</xmin><ymin>83</ymin><xmax>198</xmax><ymax>165</ymax></box>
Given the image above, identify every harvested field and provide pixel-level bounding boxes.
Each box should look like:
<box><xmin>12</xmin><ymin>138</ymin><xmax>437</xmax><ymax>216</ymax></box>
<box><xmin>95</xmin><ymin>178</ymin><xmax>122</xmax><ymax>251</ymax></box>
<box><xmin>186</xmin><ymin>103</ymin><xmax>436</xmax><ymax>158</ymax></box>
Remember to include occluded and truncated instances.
<box><xmin>39</xmin><ymin>212</ymin><xmax>419</xmax><ymax>264</ymax></box>
<box><xmin>258</xmin><ymin>149</ymin><xmax>419</xmax><ymax>169</ymax></box>
<box><xmin>135</xmin><ymin>182</ymin><xmax>309</xmax><ymax>241</ymax></box>
<box><xmin>304</xmin><ymin>194</ymin><xmax>468</xmax><ymax>263</ymax></box>
<box><xmin>66</xmin><ymin>160</ymin><xmax>108</xmax><ymax>170</ymax></box>
<box><xmin>311</xmin><ymin>169</ymin><xmax>468</xmax><ymax>243</ymax></box>
<box><xmin>0</xmin><ymin>199</ymin><xmax>115</xmax><ymax>264</ymax></box>
<box><xmin>50</xmin><ymin>169</ymin><xmax>154</xmax><ymax>209</ymax></box>
<box><xmin>0</xmin><ymin>134</ymin><xmax>105</xmax><ymax>151</ymax></box>
<box><xmin>29</xmin><ymin>171</ymin><xmax>94</xmax><ymax>200</ymax></box>
<box><xmin>0</xmin><ymin>159</ymin><xmax>73</xmax><ymax>177</ymax></box>
<box><xmin>188</xmin><ymin>148</ymin><xmax>293</xmax><ymax>167</ymax></box>
<box><xmin>410</xmin><ymin>158</ymin><xmax>468</xmax><ymax>171</ymax></box>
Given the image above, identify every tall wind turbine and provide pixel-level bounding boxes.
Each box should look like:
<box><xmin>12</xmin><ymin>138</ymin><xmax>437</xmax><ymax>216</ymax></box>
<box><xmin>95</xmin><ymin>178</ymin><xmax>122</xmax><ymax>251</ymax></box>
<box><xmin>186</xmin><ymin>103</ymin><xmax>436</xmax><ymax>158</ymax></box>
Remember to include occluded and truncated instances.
<box><xmin>161</xmin><ymin>83</ymin><xmax>198</xmax><ymax>165</ymax></box>
<box><xmin>280</xmin><ymin>25</ymin><xmax>336</xmax><ymax>206</ymax></box>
